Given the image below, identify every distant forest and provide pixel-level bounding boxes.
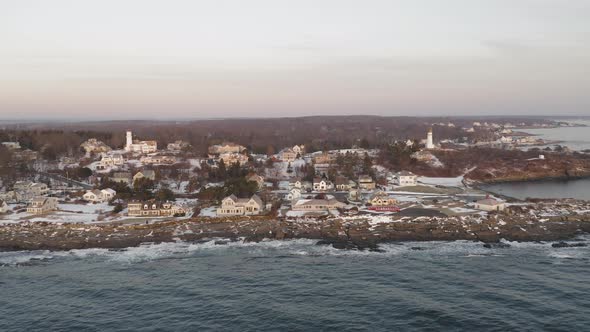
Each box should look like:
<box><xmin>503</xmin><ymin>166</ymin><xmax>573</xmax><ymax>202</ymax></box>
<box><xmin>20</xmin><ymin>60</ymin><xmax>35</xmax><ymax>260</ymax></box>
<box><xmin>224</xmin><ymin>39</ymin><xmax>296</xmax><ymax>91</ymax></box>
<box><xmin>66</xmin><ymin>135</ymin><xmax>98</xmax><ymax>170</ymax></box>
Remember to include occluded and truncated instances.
<box><xmin>0</xmin><ymin>116</ymin><xmax>554</xmax><ymax>158</ymax></box>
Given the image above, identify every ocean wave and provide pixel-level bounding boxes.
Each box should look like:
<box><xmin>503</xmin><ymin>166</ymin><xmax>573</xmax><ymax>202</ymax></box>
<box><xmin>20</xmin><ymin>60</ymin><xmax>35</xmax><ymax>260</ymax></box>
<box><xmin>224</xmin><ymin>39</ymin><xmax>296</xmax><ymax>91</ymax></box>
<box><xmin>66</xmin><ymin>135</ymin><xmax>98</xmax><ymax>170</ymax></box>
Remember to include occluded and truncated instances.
<box><xmin>1</xmin><ymin>236</ymin><xmax>589</xmax><ymax>266</ymax></box>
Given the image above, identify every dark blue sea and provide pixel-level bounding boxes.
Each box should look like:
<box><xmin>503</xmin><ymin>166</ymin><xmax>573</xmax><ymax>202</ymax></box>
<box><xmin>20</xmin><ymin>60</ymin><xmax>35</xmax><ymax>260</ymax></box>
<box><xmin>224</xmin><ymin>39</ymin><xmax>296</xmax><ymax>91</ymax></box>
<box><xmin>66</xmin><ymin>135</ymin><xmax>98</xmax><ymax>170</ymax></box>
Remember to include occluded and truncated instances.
<box><xmin>1</xmin><ymin>238</ymin><xmax>590</xmax><ymax>331</ymax></box>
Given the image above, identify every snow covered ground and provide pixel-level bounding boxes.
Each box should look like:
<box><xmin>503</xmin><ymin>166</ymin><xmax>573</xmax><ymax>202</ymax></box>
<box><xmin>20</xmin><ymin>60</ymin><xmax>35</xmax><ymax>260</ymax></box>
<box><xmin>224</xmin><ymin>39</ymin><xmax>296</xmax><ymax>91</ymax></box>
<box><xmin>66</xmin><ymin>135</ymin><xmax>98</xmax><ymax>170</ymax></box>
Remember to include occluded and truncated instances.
<box><xmin>0</xmin><ymin>202</ymin><xmax>114</xmax><ymax>224</ymax></box>
<box><xmin>418</xmin><ymin>176</ymin><xmax>465</xmax><ymax>187</ymax></box>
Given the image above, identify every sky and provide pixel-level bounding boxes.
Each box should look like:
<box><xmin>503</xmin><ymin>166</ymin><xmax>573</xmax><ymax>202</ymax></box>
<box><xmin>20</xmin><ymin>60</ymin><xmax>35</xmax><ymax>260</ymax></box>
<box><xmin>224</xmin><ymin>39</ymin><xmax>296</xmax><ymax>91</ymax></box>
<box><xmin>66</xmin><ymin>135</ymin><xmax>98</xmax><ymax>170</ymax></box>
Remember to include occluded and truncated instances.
<box><xmin>0</xmin><ymin>0</ymin><xmax>589</xmax><ymax>120</ymax></box>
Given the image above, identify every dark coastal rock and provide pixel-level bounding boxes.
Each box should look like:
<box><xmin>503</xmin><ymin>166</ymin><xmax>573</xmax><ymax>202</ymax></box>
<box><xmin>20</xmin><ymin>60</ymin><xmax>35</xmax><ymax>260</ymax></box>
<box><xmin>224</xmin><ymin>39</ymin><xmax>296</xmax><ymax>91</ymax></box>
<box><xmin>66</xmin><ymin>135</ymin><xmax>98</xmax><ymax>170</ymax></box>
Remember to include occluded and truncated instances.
<box><xmin>410</xmin><ymin>247</ymin><xmax>426</xmax><ymax>251</ymax></box>
<box><xmin>483</xmin><ymin>242</ymin><xmax>511</xmax><ymax>249</ymax></box>
<box><xmin>551</xmin><ymin>242</ymin><xmax>587</xmax><ymax>248</ymax></box>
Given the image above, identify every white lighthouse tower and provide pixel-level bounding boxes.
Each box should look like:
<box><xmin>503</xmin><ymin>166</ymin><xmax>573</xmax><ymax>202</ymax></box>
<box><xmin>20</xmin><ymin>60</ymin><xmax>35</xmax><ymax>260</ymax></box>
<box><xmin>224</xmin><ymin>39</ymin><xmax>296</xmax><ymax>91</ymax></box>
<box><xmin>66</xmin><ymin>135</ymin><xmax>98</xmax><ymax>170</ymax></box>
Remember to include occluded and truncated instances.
<box><xmin>125</xmin><ymin>130</ymin><xmax>133</xmax><ymax>151</ymax></box>
<box><xmin>426</xmin><ymin>128</ymin><xmax>434</xmax><ymax>149</ymax></box>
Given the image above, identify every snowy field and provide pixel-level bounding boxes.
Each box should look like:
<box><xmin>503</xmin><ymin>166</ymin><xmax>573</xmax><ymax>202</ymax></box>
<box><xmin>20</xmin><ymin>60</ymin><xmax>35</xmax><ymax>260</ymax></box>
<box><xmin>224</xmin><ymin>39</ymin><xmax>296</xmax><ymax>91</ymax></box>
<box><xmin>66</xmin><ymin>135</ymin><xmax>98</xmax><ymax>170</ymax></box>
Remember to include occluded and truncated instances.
<box><xmin>0</xmin><ymin>202</ymin><xmax>114</xmax><ymax>224</ymax></box>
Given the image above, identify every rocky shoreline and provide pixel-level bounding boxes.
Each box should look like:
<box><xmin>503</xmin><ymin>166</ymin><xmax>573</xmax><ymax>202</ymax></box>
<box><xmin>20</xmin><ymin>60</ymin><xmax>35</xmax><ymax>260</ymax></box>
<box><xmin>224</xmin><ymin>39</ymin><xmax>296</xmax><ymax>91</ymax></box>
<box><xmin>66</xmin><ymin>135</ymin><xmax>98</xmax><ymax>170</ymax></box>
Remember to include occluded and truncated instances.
<box><xmin>2</xmin><ymin>211</ymin><xmax>590</xmax><ymax>252</ymax></box>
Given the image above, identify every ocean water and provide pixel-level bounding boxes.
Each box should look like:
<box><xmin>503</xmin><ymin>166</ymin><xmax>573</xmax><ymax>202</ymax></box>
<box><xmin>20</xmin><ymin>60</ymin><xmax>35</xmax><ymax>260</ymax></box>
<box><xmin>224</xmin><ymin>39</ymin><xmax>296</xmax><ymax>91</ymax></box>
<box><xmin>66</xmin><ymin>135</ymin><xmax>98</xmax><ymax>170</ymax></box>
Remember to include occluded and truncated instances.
<box><xmin>1</xmin><ymin>238</ymin><xmax>590</xmax><ymax>331</ymax></box>
<box><xmin>484</xmin><ymin>119</ymin><xmax>590</xmax><ymax>200</ymax></box>
<box><xmin>482</xmin><ymin>178</ymin><xmax>590</xmax><ymax>200</ymax></box>
<box><xmin>524</xmin><ymin>119</ymin><xmax>590</xmax><ymax>151</ymax></box>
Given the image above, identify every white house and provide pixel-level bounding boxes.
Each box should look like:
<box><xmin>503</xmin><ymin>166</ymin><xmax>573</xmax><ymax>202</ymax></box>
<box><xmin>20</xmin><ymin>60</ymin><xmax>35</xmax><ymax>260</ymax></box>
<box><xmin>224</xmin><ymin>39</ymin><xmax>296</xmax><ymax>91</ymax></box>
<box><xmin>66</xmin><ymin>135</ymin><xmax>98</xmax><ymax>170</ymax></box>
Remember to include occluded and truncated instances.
<box><xmin>1</xmin><ymin>142</ymin><xmax>21</xmax><ymax>150</ymax></box>
<box><xmin>218</xmin><ymin>152</ymin><xmax>249</xmax><ymax>165</ymax></box>
<box><xmin>83</xmin><ymin>188</ymin><xmax>117</xmax><ymax>203</ymax></box>
<box><xmin>394</xmin><ymin>171</ymin><xmax>417</xmax><ymax>186</ymax></box>
<box><xmin>27</xmin><ymin>197</ymin><xmax>58</xmax><ymax>215</ymax></box>
<box><xmin>216</xmin><ymin>194</ymin><xmax>263</xmax><ymax>216</ymax></box>
<box><xmin>313</xmin><ymin>177</ymin><xmax>334</xmax><ymax>191</ymax></box>
<box><xmin>83</xmin><ymin>190</ymin><xmax>103</xmax><ymax>203</ymax></box>
<box><xmin>127</xmin><ymin>200</ymin><xmax>186</xmax><ymax>217</ymax></box>
<box><xmin>101</xmin><ymin>188</ymin><xmax>116</xmax><ymax>201</ymax></box>
<box><xmin>99</xmin><ymin>153</ymin><xmax>125</xmax><ymax>168</ymax></box>
<box><xmin>81</xmin><ymin>139</ymin><xmax>111</xmax><ymax>154</ymax></box>
<box><xmin>280</xmin><ymin>148</ymin><xmax>297</xmax><ymax>162</ymax></box>
<box><xmin>289</xmin><ymin>178</ymin><xmax>303</xmax><ymax>189</ymax></box>
<box><xmin>499</xmin><ymin>136</ymin><xmax>513</xmax><ymax>144</ymax></box>
<box><xmin>167</xmin><ymin>140</ymin><xmax>189</xmax><ymax>151</ymax></box>
<box><xmin>286</xmin><ymin>188</ymin><xmax>302</xmax><ymax>201</ymax></box>
<box><xmin>474</xmin><ymin>197</ymin><xmax>505</xmax><ymax>212</ymax></box>
<box><xmin>125</xmin><ymin>130</ymin><xmax>157</xmax><ymax>154</ymax></box>
<box><xmin>368</xmin><ymin>191</ymin><xmax>397</xmax><ymax>206</ymax></box>
<box><xmin>12</xmin><ymin>181</ymin><xmax>49</xmax><ymax>201</ymax></box>
<box><xmin>133</xmin><ymin>170</ymin><xmax>156</xmax><ymax>183</ymax></box>
<box><xmin>292</xmin><ymin>145</ymin><xmax>305</xmax><ymax>155</ymax></box>
<box><xmin>358</xmin><ymin>175</ymin><xmax>375</xmax><ymax>190</ymax></box>
<box><xmin>112</xmin><ymin>172</ymin><xmax>132</xmax><ymax>185</ymax></box>
<box><xmin>208</xmin><ymin>142</ymin><xmax>246</xmax><ymax>155</ymax></box>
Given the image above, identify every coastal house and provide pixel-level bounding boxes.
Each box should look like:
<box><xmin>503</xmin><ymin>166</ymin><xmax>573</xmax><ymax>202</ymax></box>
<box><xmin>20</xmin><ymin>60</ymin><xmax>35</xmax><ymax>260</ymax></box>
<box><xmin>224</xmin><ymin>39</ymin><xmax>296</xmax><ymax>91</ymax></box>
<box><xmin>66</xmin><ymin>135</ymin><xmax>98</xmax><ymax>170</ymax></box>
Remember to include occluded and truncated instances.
<box><xmin>83</xmin><ymin>190</ymin><xmax>103</xmax><ymax>203</ymax></box>
<box><xmin>289</xmin><ymin>178</ymin><xmax>303</xmax><ymax>189</ymax></box>
<box><xmin>474</xmin><ymin>197</ymin><xmax>506</xmax><ymax>212</ymax></box>
<box><xmin>98</xmin><ymin>153</ymin><xmax>125</xmax><ymax>168</ymax></box>
<box><xmin>291</xmin><ymin>198</ymin><xmax>346</xmax><ymax>212</ymax></box>
<box><xmin>216</xmin><ymin>194</ymin><xmax>263</xmax><ymax>216</ymax></box>
<box><xmin>1</xmin><ymin>142</ymin><xmax>21</xmax><ymax>150</ymax></box>
<box><xmin>80</xmin><ymin>138</ymin><xmax>111</xmax><ymax>154</ymax></box>
<box><xmin>125</xmin><ymin>131</ymin><xmax>158</xmax><ymax>154</ymax></box>
<box><xmin>27</xmin><ymin>197</ymin><xmax>58</xmax><ymax>215</ymax></box>
<box><xmin>358</xmin><ymin>175</ymin><xmax>375</xmax><ymax>190</ymax></box>
<box><xmin>111</xmin><ymin>172</ymin><xmax>132</xmax><ymax>185</ymax></box>
<box><xmin>167</xmin><ymin>140</ymin><xmax>190</xmax><ymax>151</ymax></box>
<box><xmin>127</xmin><ymin>200</ymin><xmax>186</xmax><ymax>217</ymax></box>
<box><xmin>140</xmin><ymin>155</ymin><xmax>177</xmax><ymax>165</ymax></box>
<box><xmin>335</xmin><ymin>176</ymin><xmax>355</xmax><ymax>191</ymax></box>
<box><xmin>313</xmin><ymin>177</ymin><xmax>334</xmax><ymax>191</ymax></box>
<box><xmin>280</xmin><ymin>148</ymin><xmax>297</xmax><ymax>162</ymax></box>
<box><xmin>368</xmin><ymin>191</ymin><xmax>397</xmax><ymax>206</ymax></box>
<box><xmin>286</xmin><ymin>188</ymin><xmax>302</xmax><ymax>201</ymax></box>
<box><xmin>208</xmin><ymin>142</ymin><xmax>246</xmax><ymax>155</ymax></box>
<box><xmin>12</xmin><ymin>181</ymin><xmax>49</xmax><ymax>202</ymax></box>
<box><xmin>499</xmin><ymin>136</ymin><xmax>513</xmax><ymax>144</ymax></box>
<box><xmin>29</xmin><ymin>183</ymin><xmax>49</xmax><ymax>196</ymax></box>
<box><xmin>219</xmin><ymin>152</ymin><xmax>249</xmax><ymax>166</ymax></box>
<box><xmin>394</xmin><ymin>171</ymin><xmax>417</xmax><ymax>187</ymax></box>
<box><xmin>292</xmin><ymin>145</ymin><xmax>305</xmax><ymax>155</ymax></box>
<box><xmin>133</xmin><ymin>170</ymin><xmax>156</xmax><ymax>183</ymax></box>
<box><xmin>83</xmin><ymin>188</ymin><xmax>116</xmax><ymax>203</ymax></box>
<box><xmin>0</xmin><ymin>199</ymin><xmax>8</xmax><ymax>213</ymax></box>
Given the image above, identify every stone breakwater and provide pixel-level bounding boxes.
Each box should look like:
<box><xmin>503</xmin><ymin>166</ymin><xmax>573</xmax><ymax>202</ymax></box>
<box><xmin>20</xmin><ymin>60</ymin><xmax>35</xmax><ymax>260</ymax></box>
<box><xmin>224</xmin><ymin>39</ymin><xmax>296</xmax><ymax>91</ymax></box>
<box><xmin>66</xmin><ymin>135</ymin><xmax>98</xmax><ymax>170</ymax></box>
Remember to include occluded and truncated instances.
<box><xmin>1</xmin><ymin>212</ymin><xmax>590</xmax><ymax>252</ymax></box>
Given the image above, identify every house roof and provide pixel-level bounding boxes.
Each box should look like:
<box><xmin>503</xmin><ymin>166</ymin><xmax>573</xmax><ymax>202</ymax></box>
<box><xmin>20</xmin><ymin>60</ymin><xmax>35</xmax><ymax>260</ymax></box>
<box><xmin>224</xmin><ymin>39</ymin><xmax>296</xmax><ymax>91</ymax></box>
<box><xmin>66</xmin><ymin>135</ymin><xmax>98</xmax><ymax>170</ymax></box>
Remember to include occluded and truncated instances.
<box><xmin>396</xmin><ymin>171</ymin><xmax>416</xmax><ymax>177</ymax></box>
<box><xmin>31</xmin><ymin>196</ymin><xmax>50</xmax><ymax>204</ymax></box>
<box><xmin>86</xmin><ymin>189</ymin><xmax>102</xmax><ymax>196</ymax></box>
<box><xmin>293</xmin><ymin>198</ymin><xmax>345</xmax><ymax>207</ymax></box>
<box><xmin>334</xmin><ymin>177</ymin><xmax>349</xmax><ymax>185</ymax></box>
<box><xmin>369</xmin><ymin>190</ymin><xmax>389</xmax><ymax>200</ymax></box>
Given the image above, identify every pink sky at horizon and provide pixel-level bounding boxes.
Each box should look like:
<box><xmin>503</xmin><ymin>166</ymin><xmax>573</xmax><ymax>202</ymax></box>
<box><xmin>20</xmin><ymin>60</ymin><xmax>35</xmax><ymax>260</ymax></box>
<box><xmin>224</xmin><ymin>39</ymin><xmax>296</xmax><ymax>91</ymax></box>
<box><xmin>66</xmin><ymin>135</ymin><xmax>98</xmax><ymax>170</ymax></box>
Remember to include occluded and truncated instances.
<box><xmin>1</xmin><ymin>0</ymin><xmax>589</xmax><ymax>119</ymax></box>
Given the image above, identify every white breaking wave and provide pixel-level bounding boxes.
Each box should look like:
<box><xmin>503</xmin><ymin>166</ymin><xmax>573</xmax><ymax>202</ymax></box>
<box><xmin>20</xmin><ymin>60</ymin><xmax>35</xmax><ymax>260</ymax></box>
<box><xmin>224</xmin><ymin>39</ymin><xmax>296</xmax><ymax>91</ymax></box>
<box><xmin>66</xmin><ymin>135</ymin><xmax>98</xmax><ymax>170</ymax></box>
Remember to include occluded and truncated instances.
<box><xmin>1</xmin><ymin>235</ymin><xmax>589</xmax><ymax>266</ymax></box>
